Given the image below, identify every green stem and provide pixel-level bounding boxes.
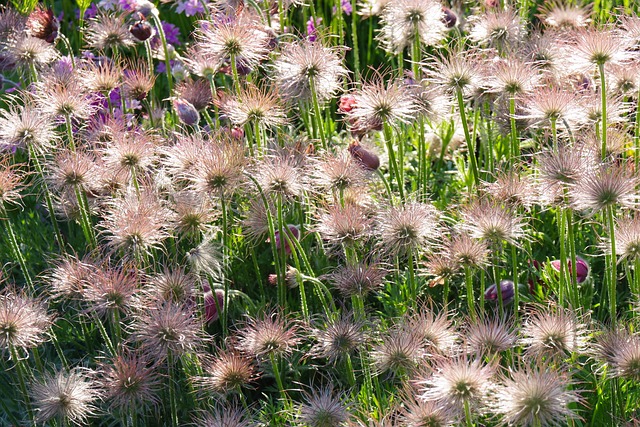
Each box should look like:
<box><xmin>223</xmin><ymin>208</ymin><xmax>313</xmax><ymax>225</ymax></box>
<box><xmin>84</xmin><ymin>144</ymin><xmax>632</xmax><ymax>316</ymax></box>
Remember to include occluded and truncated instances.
<box><xmin>511</xmin><ymin>244</ymin><xmax>518</xmax><ymax>320</ymax></box>
<box><xmin>567</xmin><ymin>209</ymin><xmax>579</xmax><ymax>307</ymax></box>
<box><xmin>411</xmin><ymin>25</ymin><xmax>421</xmax><ymax>80</ymax></box>
<box><xmin>10</xmin><ymin>345</ymin><xmax>35</xmax><ymax>426</ymax></box>
<box><xmin>456</xmin><ymin>87</ymin><xmax>478</xmax><ymax>192</ymax></box>
<box><xmin>599</xmin><ymin>62</ymin><xmax>607</xmax><ymax>160</ymax></box>
<box><xmin>0</xmin><ymin>204</ymin><xmax>34</xmax><ymax>290</ymax></box>
<box><xmin>509</xmin><ymin>96</ymin><xmax>518</xmax><ymax>164</ymax></box>
<box><xmin>551</xmin><ymin>117</ymin><xmax>558</xmax><ymax>151</ymax></box>
<box><xmin>309</xmin><ymin>75</ymin><xmax>327</xmax><ymax>151</ymax></box>
<box><xmin>558</xmin><ymin>208</ymin><xmax>567</xmax><ymax>307</ymax></box>
<box><xmin>28</xmin><ymin>144</ymin><xmax>64</xmax><ymax>251</ymax></box>
<box><xmin>230</xmin><ymin>53</ymin><xmax>241</xmax><ymax>93</ymax></box>
<box><xmin>167</xmin><ymin>352</ymin><xmax>179</xmax><ymax>427</ymax></box>
<box><xmin>464</xmin><ymin>266</ymin><xmax>476</xmax><ymax>320</ymax></box>
<box><xmin>350</xmin><ymin>0</ymin><xmax>360</xmax><ymax>81</ymax></box>
<box><xmin>65</xmin><ymin>114</ymin><xmax>76</xmax><ymax>151</ymax></box>
<box><xmin>269</xmin><ymin>353</ymin><xmax>287</xmax><ymax>400</ymax></box>
<box><xmin>150</xmin><ymin>14</ymin><xmax>174</xmax><ymax>111</ymax></box>
<box><xmin>383</xmin><ymin>122</ymin><xmax>404</xmax><ymax>200</ymax></box>
<box><xmin>607</xmin><ymin>205</ymin><xmax>617</xmax><ymax>323</ymax></box>
<box><xmin>464</xmin><ymin>399</ymin><xmax>473</xmax><ymax>427</ymax></box>
<box><xmin>220</xmin><ymin>194</ymin><xmax>229</xmax><ymax>339</ymax></box>
<box><xmin>74</xmin><ymin>184</ymin><xmax>97</xmax><ymax>250</ymax></box>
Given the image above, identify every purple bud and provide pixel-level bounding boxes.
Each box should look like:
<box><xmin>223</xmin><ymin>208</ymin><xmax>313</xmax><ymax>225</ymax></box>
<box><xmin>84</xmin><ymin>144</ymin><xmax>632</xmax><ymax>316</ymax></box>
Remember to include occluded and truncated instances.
<box><xmin>485</xmin><ymin>280</ymin><xmax>515</xmax><ymax>304</ymax></box>
<box><xmin>549</xmin><ymin>257</ymin><xmax>590</xmax><ymax>283</ymax></box>
<box><xmin>173</xmin><ymin>98</ymin><xmax>200</xmax><ymax>126</ymax></box>
<box><xmin>204</xmin><ymin>289</ymin><xmax>225</xmax><ymax>324</ymax></box>
<box><xmin>273</xmin><ymin>224</ymin><xmax>300</xmax><ymax>256</ymax></box>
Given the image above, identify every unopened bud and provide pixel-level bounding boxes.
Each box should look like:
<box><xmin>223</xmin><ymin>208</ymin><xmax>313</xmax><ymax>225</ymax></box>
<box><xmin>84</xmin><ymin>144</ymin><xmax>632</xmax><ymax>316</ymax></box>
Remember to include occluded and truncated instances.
<box><xmin>173</xmin><ymin>98</ymin><xmax>200</xmax><ymax>126</ymax></box>
<box><xmin>485</xmin><ymin>280</ymin><xmax>515</xmax><ymax>304</ymax></box>
<box><xmin>348</xmin><ymin>140</ymin><xmax>380</xmax><ymax>171</ymax></box>
<box><xmin>204</xmin><ymin>288</ymin><xmax>225</xmax><ymax>324</ymax></box>
<box><xmin>129</xmin><ymin>19</ymin><xmax>154</xmax><ymax>41</ymax></box>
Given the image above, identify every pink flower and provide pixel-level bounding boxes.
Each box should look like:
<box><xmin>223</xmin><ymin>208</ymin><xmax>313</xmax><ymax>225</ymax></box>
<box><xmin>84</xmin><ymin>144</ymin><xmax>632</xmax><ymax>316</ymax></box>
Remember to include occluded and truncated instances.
<box><xmin>204</xmin><ymin>289</ymin><xmax>225</xmax><ymax>324</ymax></box>
<box><xmin>549</xmin><ymin>257</ymin><xmax>590</xmax><ymax>283</ymax></box>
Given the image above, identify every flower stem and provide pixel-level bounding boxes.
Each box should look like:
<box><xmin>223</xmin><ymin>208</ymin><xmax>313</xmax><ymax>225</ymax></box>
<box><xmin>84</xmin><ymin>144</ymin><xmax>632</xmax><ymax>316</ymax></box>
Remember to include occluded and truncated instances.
<box><xmin>456</xmin><ymin>87</ymin><xmax>478</xmax><ymax>193</ymax></box>
<box><xmin>599</xmin><ymin>62</ymin><xmax>607</xmax><ymax>160</ymax></box>
<box><xmin>0</xmin><ymin>204</ymin><xmax>34</xmax><ymax>290</ymax></box>
<box><xmin>606</xmin><ymin>205</ymin><xmax>617</xmax><ymax>323</ymax></box>
<box><xmin>309</xmin><ymin>75</ymin><xmax>327</xmax><ymax>151</ymax></box>
<box><xmin>383</xmin><ymin>122</ymin><xmax>404</xmax><ymax>200</ymax></box>
<box><xmin>465</xmin><ymin>265</ymin><xmax>476</xmax><ymax>320</ymax></box>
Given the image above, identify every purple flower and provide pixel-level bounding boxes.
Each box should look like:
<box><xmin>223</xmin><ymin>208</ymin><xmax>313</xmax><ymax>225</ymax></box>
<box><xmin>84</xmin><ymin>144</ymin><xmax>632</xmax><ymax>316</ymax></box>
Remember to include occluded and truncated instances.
<box><xmin>81</xmin><ymin>4</ymin><xmax>100</xmax><ymax>19</ymax></box>
<box><xmin>155</xmin><ymin>59</ymin><xmax>176</xmax><ymax>74</ymax></box>
<box><xmin>175</xmin><ymin>0</ymin><xmax>205</xmax><ymax>16</ymax></box>
<box><xmin>341</xmin><ymin>0</ymin><xmax>352</xmax><ymax>15</ymax></box>
<box><xmin>162</xmin><ymin>22</ymin><xmax>182</xmax><ymax>46</ymax></box>
<box><xmin>485</xmin><ymin>280</ymin><xmax>515</xmax><ymax>304</ymax></box>
<box><xmin>118</xmin><ymin>0</ymin><xmax>138</xmax><ymax>11</ymax></box>
<box><xmin>306</xmin><ymin>17</ymin><xmax>322</xmax><ymax>42</ymax></box>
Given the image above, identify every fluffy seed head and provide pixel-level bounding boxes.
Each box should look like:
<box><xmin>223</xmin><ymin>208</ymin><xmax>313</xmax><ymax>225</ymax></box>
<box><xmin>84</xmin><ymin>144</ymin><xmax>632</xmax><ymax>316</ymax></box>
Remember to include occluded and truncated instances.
<box><xmin>404</xmin><ymin>307</ymin><xmax>457</xmax><ymax>355</ymax></box>
<box><xmin>612</xmin><ymin>216</ymin><xmax>640</xmax><ymax>263</ymax></box>
<box><xmin>378</xmin><ymin>0</ymin><xmax>447</xmax><ymax>53</ymax></box>
<box><xmin>467</xmin><ymin>8</ymin><xmax>525</xmax><ymax>52</ymax></box>
<box><xmin>345</xmin><ymin>77</ymin><xmax>416</xmax><ymax>129</ymax></box>
<box><xmin>492</xmin><ymin>364</ymin><xmax>583</xmax><ymax>427</ymax></box>
<box><xmin>418</xmin><ymin>356</ymin><xmax>496</xmax><ymax>414</ymax></box>
<box><xmin>30</xmin><ymin>368</ymin><xmax>101</xmax><ymax>426</ymax></box>
<box><xmin>100</xmin><ymin>188</ymin><xmax>174</xmax><ymax>260</ymax></box>
<box><xmin>297</xmin><ymin>386</ymin><xmax>351</xmax><ymax>427</ymax></box>
<box><xmin>196</xmin><ymin>15</ymin><xmax>271</xmax><ymax>72</ymax></box>
<box><xmin>274</xmin><ymin>40</ymin><xmax>348</xmax><ymax>104</ymax></box>
<box><xmin>0</xmin><ymin>287</ymin><xmax>53</xmax><ymax>352</ymax></box>
<box><xmin>0</xmin><ymin>101</ymin><xmax>57</xmax><ymax>152</ymax></box>
<box><xmin>195</xmin><ymin>348</ymin><xmax>257</xmax><ymax>395</ymax></box>
<box><xmin>570</xmin><ymin>163</ymin><xmax>638</xmax><ymax>214</ymax></box>
<box><xmin>99</xmin><ymin>350</ymin><xmax>161</xmax><ymax>411</ymax></box>
<box><xmin>377</xmin><ymin>201</ymin><xmax>439</xmax><ymax>256</ymax></box>
<box><xmin>310</xmin><ymin>312</ymin><xmax>367</xmax><ymax>362</ymax></box>
<box><xmin>220</xmin><ymin>83</ymin><xmax>287</xmax><ymax>128</ymax></box>
<box><xmin>464</xmin><ymin>314</ymin><xmax>516</xmax><ymax>356</ymax></box>
<box><xmin>459</xmin><ymin>199</ymin><xmax>526</xmax><ymax>247</ymax></box>
<box><xmin>85</xmin><ymin>12</ymin><xmax>135</xmax><ymax>51</ymax></box>
<box><xmin>235</xmin><ymin>310</ymin><xmax>301</xmax><ymax>359</ymax></box>
<box><xmin>130</xmin><ymin>301</ymin><xmax>205</xmax><ymax>362</ymax></box>
<box><xmin>520</xmin><ymin>305</ymin><xmax>588</xmax><ymax>359</ymax></box>
<box><xmin>371</xmin><ymin>326</ymin><xmax>426</xmax><ymax>376</ymax></box>
<box><xmin>324</xmin><ymin>261</ymin><xmax>387</xmax><ymax>297</ymax></box>
<box><xmin>316</xmin><ymin>203</ymin><xmax>373</xmax><ymax>249</ymax></box>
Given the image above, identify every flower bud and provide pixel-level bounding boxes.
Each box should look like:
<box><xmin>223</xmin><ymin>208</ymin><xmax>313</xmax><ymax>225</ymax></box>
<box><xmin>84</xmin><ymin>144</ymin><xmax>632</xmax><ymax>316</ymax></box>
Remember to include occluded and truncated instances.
<box><xmin>348</xmin><ymin>140</ymin><xmax>380</xmax><ymax>171</ymax></box>
<box><xmin>173</xmin><ymin>98</ymin><xmax>200</xmax><ymax>126</ymax></box>
<box><xmin>549</xmin><ymin>257</ymin><xmax>590</xmax><ymax>283</ymax></box>
<box><xmin>204</xmin><ymin>288</ymin><xmax>225</xmax><ymax>324</ymax></box>
<box><xmin>129</xmin><ymin>19</ymin><xmax>154</xmax><ymax>41</ymax></box>
<box><xmin>338</xmin><ymin>94</ymin><xmax>357</xmax><ymax>114</ymax></box>
<box><xmin>485</xmin><ymin>280</ymin><xmax>515</xmax><ymax>304</ymax></box>
<box><xmin>26</xmin><ymin>7</ymin><xmax>59</xmax><ymax>43</ymax></box>
<box><xmin>441</xmin><ymin>7</ymin><xmax>457</xmax><ymax>28</ymax></box>
<box><xmin>272</xmin><ymin>224</ymin><xmax>300</xmax><ymax>256</ymax></box>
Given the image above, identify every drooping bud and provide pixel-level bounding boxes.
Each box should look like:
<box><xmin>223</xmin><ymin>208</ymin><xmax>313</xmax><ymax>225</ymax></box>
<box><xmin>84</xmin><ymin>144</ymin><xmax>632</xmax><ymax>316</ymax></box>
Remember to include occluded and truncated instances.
<box><xmin>348</xmin><ymin>140</ymin><xmax>380</xmax><ymax>171</ymax></box>
<box><xmin>173</xmin><ymin>98</ymin><xmax>200</xmax><ymax>126</ymax></box>
<box><xmin>485</xmin><ymin>280</ymin><xmax>515</xmax><ymax>304</ymax></box>
<box><xmin>26</xmin><ymin>7</ymin><xmax>59</xmax><ymax>43</ymax></box>
<box><xmin>441</xmin><ymin>7</ymin><xmax>457</xmax><ymax>28</ymax></box>
<box><xmin>129</xmin><ymin>16</ymin><xmax>154</xmax><ymax>42</ymax></box>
